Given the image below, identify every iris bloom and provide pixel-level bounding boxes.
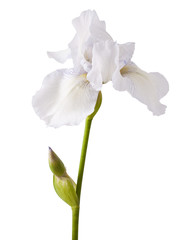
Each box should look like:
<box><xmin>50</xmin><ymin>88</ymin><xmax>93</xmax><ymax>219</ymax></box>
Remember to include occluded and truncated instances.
<box><xmin>33</xmin><ymin>10</ymin><xmax>168</xmax><ymax>127</ymax></box>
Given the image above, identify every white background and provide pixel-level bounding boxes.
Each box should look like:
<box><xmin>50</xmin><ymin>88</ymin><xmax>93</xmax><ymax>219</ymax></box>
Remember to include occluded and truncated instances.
<box><xmin>0</xmin><ymin>0</ymin><xmax>179</xmax><ymax>239</ymax></box>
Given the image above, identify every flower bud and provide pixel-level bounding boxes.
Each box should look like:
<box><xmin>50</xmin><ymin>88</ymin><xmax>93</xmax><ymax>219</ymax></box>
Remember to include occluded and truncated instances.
<box><xmin>48</xmin><ymin>147</ymin><xmax>66</xmax><ymax>177</ymax></box>
<box><xmin>53</xmin><ymin>175</ymin><xmax>79</xmax><ymax>207</ymax></box>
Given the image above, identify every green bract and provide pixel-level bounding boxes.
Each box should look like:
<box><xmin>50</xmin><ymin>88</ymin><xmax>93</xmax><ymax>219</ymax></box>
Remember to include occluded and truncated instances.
<box><xmin>53</xmin><ymin>174</ymin><xmax>79</xmax><ymax>207</ymax></box>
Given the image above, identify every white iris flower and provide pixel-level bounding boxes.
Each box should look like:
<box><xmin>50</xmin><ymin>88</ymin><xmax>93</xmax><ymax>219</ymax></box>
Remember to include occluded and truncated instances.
<box><xmin>33</xmin><ymin>10</ymin><xmax>168</xmax><ymax>127</ymax></box>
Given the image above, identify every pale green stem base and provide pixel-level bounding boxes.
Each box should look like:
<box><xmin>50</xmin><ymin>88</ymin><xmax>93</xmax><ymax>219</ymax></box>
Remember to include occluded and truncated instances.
<box><xmin>72</xmin><ymin>207</ymin><xmax>79</xmax><ymax>240</ymax></box>
<box><xmin>72</xmin><ymin>118</ymin><xmax>92</xmax><ymax>240</ymax></box>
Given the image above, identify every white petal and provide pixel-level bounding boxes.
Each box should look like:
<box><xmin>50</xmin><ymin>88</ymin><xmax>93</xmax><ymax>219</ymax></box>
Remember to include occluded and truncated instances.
<box><xmin>118</xmin><ymin>42</ymin><xmax>135</xmax><ymax>67</ymax></box>
<box><xmin>47</xmin><ymin>49</ymin><xmax>71</xmax><ymax>63</ymax></box>
<box><xmin>113</xmin><ymin>62</ymin><xmax>169</xmax><ymax>115</ymax></box>
<box><xmin>87</xmin><ymin>41</ymin><xmax>134</xmax><ymax>91</ymax></box>
<box><xmin>111</xmin><ymin>42</ymin><xmax>135</xmax><ymax>89</ymax></box>
<box><xmin>87</xmin><ymin>40</ymin><xmax>119</xmax><ymax>91</ymax></box>
<box><xmin>81</xmin><ymin>57</ymin><xmax>92</xmax><ymax>72</ymax></box>
<box><xmin>69</xmin><ymin>10</ymin><xmax>112</xmax><ymax>69</ymax></box>
<box><xmin>32</xmin><ymin>69</ymin><xmax>99</xmax><ymax>127</ymax></box>
<box><xmin>72</xmin><ymin>10</ymin><xmax>111</xmax><ymax>41</ymax></box>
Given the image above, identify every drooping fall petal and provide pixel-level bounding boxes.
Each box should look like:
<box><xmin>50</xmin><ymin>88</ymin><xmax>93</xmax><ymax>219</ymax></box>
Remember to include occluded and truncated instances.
<box><xmin>113</xmin><ymin>62</ymin><xmax>169</xmax><ymax>115</ymax></box>
<box><xmin>32</xmin><ymin>69</ymin><xmax>99</xmax><ymax>127</ymax></box>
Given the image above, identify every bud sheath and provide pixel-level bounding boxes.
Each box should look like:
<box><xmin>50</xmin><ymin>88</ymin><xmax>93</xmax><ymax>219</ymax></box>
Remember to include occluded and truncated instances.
<box><xmin>53</xmin><ymin>175</ymin><xmax>79</xmax><ymax>207</ymax></box>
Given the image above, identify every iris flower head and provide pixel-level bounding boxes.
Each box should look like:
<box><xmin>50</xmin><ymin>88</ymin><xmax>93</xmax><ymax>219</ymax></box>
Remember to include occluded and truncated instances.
<box><xmin>33</xmin><ymin>10</ymin><xmax>169</xmax><ymax>128</ymax></box>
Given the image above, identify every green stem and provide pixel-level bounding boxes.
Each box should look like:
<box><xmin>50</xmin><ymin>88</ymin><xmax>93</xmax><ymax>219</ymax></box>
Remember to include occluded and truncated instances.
<box><xmin>72</xmin><ymin>118</ymin><xmax>92</xmax><ymax>240</ymax></box>
<box><xmin>76</xmin><ymin>118</ymin><xmax>92</xmax><ymax>200</ymax></box>
<box><xmin>71</xmin><ymin>91</ymin><xmax>102</xmax><ymax>240</ymax></box>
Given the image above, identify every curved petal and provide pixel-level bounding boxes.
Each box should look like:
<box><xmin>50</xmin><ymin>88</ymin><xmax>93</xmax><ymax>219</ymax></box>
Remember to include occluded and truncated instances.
<box><xmin>87</xmin><ymin>40</ymin><xmax>119</xmax><ymax>90</ymax></box>
<box><xmin>72</xmin><ymin>10</ymin><xmax>106</xmax><ymax>36</ymax></box>
<box><xmin>32</xmin><ymin>69</ymin><xmax>99</xmax><ymax>127</ymax></box>
<box><xmin>113</xmin><ymin>62</ymin><xmax>169</xmax><ymax>115</ymax></box>
<box><xmin>47</xmin><ymin>49</ymin><xmax>71</xmax><ymax>63</ymax></box>
<box><xmin>118</xmin><ymin>42</ymin><xmax>135</xmax><ymax>67</ymax></box>
<box><xmin>111</xmin><ymin>42</ymin><xmax>135</xmax><ymax>90</ymax></box>
<box><xmin>87</xmin><ymin>41</ymin><xmax>135</xmax><ymax>91</ymax></box>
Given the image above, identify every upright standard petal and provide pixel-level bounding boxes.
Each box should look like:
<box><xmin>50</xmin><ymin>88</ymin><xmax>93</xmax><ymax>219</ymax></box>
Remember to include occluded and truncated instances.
<box><xmin>113</xmin><ymin>62</ymin><xmax>169</xmax><ymax>115</ymax></box>
<box><xmin>69</xmin><ymin>10</ymin><xmax>112</xmax><ymax>70</ymax></box>
<box><xmin>32</xmin><ymin>70</ymin><xmax>99</xmax><ymax>127</ymax></box>
<box><xmin>87</xmin><ymin>41</ymin><xmax>135</xmax><ymax>91</ymax></box>
<box><xmin>72</xmin><ymin>10</ymin><xmax>106</xmax><ymax>37</ymax></box>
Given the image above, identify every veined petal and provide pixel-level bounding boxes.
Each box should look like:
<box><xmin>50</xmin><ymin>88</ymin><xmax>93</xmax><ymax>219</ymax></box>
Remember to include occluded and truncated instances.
<box><xmin>113</xmin><ymin>62</ymin><xmax>169</xmax><ymax>115</ymax></box>
<box><xmin>32</xmin><ymin>69</ymin><xmax>99</xmax><ymax>127</ymax></box>
<box><xmin>47</xmin><ymin>49</ymin><xmax>71</xmax><ymax>63</ymax></box>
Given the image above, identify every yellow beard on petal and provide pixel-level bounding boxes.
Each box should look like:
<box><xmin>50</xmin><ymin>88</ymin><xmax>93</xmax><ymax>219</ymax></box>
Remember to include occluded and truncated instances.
<box><xmin>79</xmin><ymin>73</ymin><xmax>89</xmax><ymax>84</ymax></box>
